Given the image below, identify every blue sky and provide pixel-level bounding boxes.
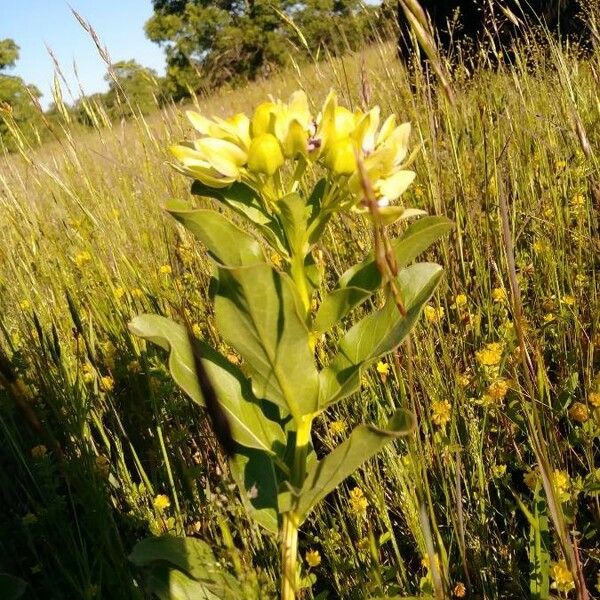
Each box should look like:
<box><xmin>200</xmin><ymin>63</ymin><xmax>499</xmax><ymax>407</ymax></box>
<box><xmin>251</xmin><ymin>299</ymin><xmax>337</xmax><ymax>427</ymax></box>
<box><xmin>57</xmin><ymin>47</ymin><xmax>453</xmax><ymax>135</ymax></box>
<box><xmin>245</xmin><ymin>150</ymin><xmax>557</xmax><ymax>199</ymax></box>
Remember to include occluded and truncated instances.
<box><xmin>0</xmin><ymin>0</ymin><xmax>166</xmax><ymax>108</ymax></box>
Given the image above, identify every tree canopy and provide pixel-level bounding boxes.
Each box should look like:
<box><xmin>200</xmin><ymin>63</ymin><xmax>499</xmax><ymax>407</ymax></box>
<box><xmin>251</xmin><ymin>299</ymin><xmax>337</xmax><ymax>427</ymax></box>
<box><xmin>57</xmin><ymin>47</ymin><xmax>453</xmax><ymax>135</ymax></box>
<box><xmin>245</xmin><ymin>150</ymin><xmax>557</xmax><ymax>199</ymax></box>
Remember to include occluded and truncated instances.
<box><xmin>0</xmin><ymin>39</ymin><xmax>44</xmax><ymax>151</ymax></box>
<box><xmin>145</xmin><ymin>0</ymin><xmax>381</xmax><ymax>100</ymax></box>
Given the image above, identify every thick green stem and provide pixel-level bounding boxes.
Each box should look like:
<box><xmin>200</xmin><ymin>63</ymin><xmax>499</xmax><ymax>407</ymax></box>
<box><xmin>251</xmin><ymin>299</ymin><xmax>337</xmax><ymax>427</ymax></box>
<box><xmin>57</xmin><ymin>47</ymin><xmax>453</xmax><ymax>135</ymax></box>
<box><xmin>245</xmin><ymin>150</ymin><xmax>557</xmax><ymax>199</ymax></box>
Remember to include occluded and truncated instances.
<box><xmin>281</xmin><ymin>512</ymin><xmax>300</xmax><ymax>600</ymax></box>
<box><xmin>280</xmin><ymin>417</ymin><xmax>312</xmax><ymax>600</ymax></box>
<box><xmin>290</xmin><ymin>251</ymin><xmax>310</xmax><ymax>315</ymax></box>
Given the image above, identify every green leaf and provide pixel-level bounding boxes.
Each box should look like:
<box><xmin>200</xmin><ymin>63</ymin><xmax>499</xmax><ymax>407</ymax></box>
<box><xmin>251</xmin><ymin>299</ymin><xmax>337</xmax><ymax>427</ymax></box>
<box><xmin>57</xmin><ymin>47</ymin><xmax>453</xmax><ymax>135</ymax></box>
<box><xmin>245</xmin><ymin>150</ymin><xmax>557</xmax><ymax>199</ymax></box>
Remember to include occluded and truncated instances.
<box><xmin>293</xmin><ymin>409</ymin><xmax>415</xmax><ymax>522</ymax></box>
<box><xmin>230</xmin><ymin>448</ymin><xmax>281</xmax><ymax>534</ymax></box>
<box><xmin>312</xmin><ymin>286</ymin><xmax>371</xmax><ymax>334</ymax></box>
<box><xmin>0</xmin><ymin>574</ymin><xmax>27</xmax><ymax>600</ymax></box>
<box><xmin>215</xmin><ymin>264</ymin><xmax>319</xmax><ymax>418</ymax></box>
<box><xmin>278</xmin><ymin>192</ymin><xmax>309</xmax><ymax>255</ymax></box>
<box><xmin>319</xmin><ymin>263</ymin><xmax>443</xmax><ymax>408</ymax></box>
<box><xmin>147</xmin><ymin>567</ymin><xmax>223</xmax><ymax>600</ymax></box>
<box><xmin>130</xmin><ymin>536</ymin><xmax>242</xmax><ymax>600</ymax></box>
<box><xmin>166</xmin><ymin>199</ymin><xmax>265</xmax><ymax>267</ymax></box>
<box><xmin>338</xmin><ymin>216</ymin><xmax>452</xmax><ymax>290</ymax></box>
<box><xmin>129</xmin><ymin>314</ymin><xmax>285</xmax><ymax>454</ymax></box>
<box><xmin>191</xmin><ymin>181</ymin><xmax>286</xmax><ymax>253</ymax></box>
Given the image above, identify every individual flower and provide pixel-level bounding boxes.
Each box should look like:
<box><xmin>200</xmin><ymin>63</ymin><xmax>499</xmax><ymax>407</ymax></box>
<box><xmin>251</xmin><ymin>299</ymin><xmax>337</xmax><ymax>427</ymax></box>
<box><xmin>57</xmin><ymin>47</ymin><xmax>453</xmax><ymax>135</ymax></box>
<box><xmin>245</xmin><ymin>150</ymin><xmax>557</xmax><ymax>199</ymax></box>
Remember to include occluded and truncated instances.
<box><xmin>550</xmin><ymin>559</ymin><xmax>575</xmax><ymax>593</ymax></box>
<box><xmin>589</xmin><ymin>392</ymin><xmax>600</xmax><ymax>408</ymax></box>
<box><xmin>100</xmin><ymin>375</ymin><xmax>115</xmax><ymax>392</ymax></box>
<box><xmin>568</xmin><ymin>402</ymin><xmax>589</xmax><ymax>423</ymax></box>
<box><xmin>31</xmin><ymin>445</ymin><xmax>47</xmax><ymax>459</ymax></box>
<box><xmin>329</xmin><ymin>419</ymin><xmax>346</xmax><ymax>436</ymax></box>
<box><xmin>453</xmin><ymin>294</ymin><xmax>467</xmax><ymax>309</ymax></box>
<box><xmin>424</xmin><ymin>305</ymin><xmax>445</xmax><ymax>324</ymax></box>
<box><xmin>476</xmin><ymin>342</ymin><xmax>503</xmax><ymax>367</ymax></box>
<box><xmin>19</xmin><ymin>299</ymin><xmax>31</xmax><ymax>310</ymax></box>
<box><xmin>305</xmin><ymin>549</ymin><xmax>321</xmax><ymax>568</ymax></box>
<box><xmin>349</xmin><ymin>487</ymin><xmax>368</xmax><ymax>518</ymax></box>
<box><xmin>553</xmin><ymin>469</ymin><xmax>571</xmax><ymax>503</ymax></box>
<box><xmin>159</xmin><ymin>265</ymin><xmax>172</xmax><ymax>275</ymax></box>
<box><xmin>153</xmin><ymin>494</ymin><xmax>171</xmax><ymax>512</ymax></box>
<box><xmin>453</xmin><ymin>582</ymin><xmax>467</xmax><ymax>598</ymax></box>
<box><xmin>376</xmin><ymin>361</ymin><xmax>390</xmax><ymax>381</ymax></box>
<box><xmin>561</xmin><ymin>295</ymin><xmax>576</xmax><ymax>307</ymax></box>
<box><xmin>483</xmin><ymin>378</ymin><xmax>510</xmax><ymax>406</ymax></box>
<box><xmin>491</xmin><ymin>287</ymin><xmax>507</xmax><ymax>303</ymax></box>
<box><xmin>431</xmin><ymin>400</ymin><xmax>451</xmax><ymax>428</ymax></box>
<box><xmin>74</xmin><ymin>251</ymin><xmax>92</xmax><ymax>268</ymax></box>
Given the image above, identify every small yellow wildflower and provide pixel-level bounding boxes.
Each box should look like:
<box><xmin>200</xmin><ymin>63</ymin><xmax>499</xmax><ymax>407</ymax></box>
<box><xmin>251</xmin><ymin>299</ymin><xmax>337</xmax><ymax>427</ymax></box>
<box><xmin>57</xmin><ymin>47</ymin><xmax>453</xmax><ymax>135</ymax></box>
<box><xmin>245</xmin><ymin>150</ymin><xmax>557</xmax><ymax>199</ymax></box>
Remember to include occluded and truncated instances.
<box><xmin>454</xmin><ymin>294</ymin><xmax>467</xmax><ymax>309</ymax></box>
<box><xmin>131</xmin><ymin>288</ymin><xmax>144</xmax><ymax>299</ymax></box>
<box><xmin>550</xmin><ymin>559</ymin><xmax>575</xmax><ymax>593</ymax></box>
<box><xmin>31</xmin><ymin>445</ymin><xmax>47</xmax><ymax>459</ymax></box>
<box><xmin>453</xmin><ymin>582</ymin><xmax>467</xmax><ymax>598</ymax></box>
<box><xmin>561</xmin><ymin>295</ymin><xmax>576</xmax><ymax>307</ymax></box>
<box><xmin>22</xmin><ymin>513</ymin><xmax>38</xmax><ymax>526</ymax></box>
<box><xmin>424</xmin><ymin>305</ymin><xmax>445</xmax><ymax>324</ymax></box>
<box><xmin>74</xmin><ymin>251</ymin><xmax>92</xmax><ymax>267</ymax></box>
<box><xmin>349</xmin><ymin>487</ymin><xmax>368</xmax><ymax>518</ymax></box>
<box><xmin>100</xmin><ymin>375</ymin><xmax>115</xmax><ymax>392</ymax></box>
<box><xmin>431</xmin><ymin>400</ymin><xmax>451</xmax><ymax>428</ymax></box>
<box><xmin>589</xmin><ymin>392</ymin><xmax>600</xmax><ymax>408</ymax></box>
<box><xmin>568</xmin><ymin>402</ymin><xmax>589</xmax><ymax>424</ymax></box>
<box><xmin>492</xmin><ymin>464</ymin><xmax>507</xmax><ymax>478</ymax></box>
<box><xmin>153</xmin><ymin>494</ymin><xmax>171</xmax><ymax>512</ymax></box>
<box><xmin>555</xmin><ymin>159</ymin><xmax>567</xmax><ymax>170</ymax></box>
<box><xmin>476</xmin><ymin>342</ymin><xmax>503</xmax><ymax>367</ymax></box>
<box><xmin>569</xmin><ymin>193</ymin><xmax>585</xmax><ymax>210</ymax></box>
<box><xmin>553</xmin><ymin>469</ymin><xmax>571</xmax><ymax>503</ymax></box>
<box><xmin>305</xmin><ymin>549</ymin><xmax>321</xmax><ymax>568</ymax></box>
<box><xmin>376</xmin><ymin>361</ymin><xmax>390</xmax><ymax>381</ymax></box>
<box><xmin>491</xmin><ymin>287</ymin><xmax>507</xmax><ymax>303</ymax></box>
<box><xmin>191</xmin><ymin>323</ymin><xmax>202</xmax><ymax>338</ymax></box>
<box><xmin>532</xmin><ymin>240</ymin><xmax>548</xmax><ymax>255</ymax></box>
<box><xmin>82</xmin><ymin>363</ymin><xmax>95</xmax><ymax>384</ymax></box>
<box><xmin>114</xmin><ymin>287</ymin><xmax>126</xmax><ymax>301</ymax></box>
<box><xmin>456</xmin><ymin>373</ymin><xmax>471</xmax><ymax>387</ymax></box>
<box><xmin>543</xmin><ymin>313</ymin><xmax>556</xmax><ymax>324</ymax></box>
<box><xmin>329</xmin><ymin>420</ymin><xmax>346</xmax><ymax>436</ymax></box>
<box><xmin>487</xmin><ymin>378</ymin><xmax>510</xmax><ymax>403</ymax></box>
<box><xmin>19</xmin><ymin>299</ymin><xmax>31</xmax><ymax>310</ymax></box>
<box><xmin>159</xmin><ymin>264</ymin><xmax>172</xmax><ymax>275</ymax></box>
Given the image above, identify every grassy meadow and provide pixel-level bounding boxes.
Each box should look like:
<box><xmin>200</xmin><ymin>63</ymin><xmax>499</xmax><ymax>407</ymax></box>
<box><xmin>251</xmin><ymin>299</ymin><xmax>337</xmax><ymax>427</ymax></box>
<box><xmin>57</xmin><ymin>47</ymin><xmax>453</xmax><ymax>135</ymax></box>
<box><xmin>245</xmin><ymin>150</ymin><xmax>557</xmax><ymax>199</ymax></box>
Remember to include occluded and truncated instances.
<box><xmin>1</xmin><ymin>30</ymin><xmax>600</xmax><ymax>600</ymax></box>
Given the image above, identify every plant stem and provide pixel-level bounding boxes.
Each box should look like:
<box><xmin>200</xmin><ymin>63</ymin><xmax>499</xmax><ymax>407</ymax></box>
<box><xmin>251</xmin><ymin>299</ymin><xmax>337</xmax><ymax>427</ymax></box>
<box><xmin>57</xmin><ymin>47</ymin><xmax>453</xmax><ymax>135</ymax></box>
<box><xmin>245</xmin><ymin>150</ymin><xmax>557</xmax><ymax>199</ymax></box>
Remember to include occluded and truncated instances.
<box><xmin>280</xmin><ymin>417</ymin><xmax>312</xmax><ymax>600</ymax></box>
<box><xmin>281</xmin><ymin>512</ymin><xmax>300</xmax><ymax>600</ymax></box>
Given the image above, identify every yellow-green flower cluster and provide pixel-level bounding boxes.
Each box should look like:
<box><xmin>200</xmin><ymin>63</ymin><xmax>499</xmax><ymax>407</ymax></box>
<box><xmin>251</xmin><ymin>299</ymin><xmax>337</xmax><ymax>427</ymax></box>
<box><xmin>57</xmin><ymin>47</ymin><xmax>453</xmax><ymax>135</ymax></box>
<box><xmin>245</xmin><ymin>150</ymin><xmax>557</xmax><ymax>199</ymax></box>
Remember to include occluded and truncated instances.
<box><xmin>170</xmin><ymin>90</ymin><xmax>415</xmax><ymax>212</ymax></box>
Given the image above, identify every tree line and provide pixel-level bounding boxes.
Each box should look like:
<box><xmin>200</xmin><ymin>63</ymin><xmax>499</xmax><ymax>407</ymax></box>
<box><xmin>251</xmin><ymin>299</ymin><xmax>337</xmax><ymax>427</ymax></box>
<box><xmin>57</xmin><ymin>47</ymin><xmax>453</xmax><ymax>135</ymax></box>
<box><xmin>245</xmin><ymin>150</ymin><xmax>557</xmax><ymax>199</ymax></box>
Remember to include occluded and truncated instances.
<box><xmin>0</xmin><ymin>1</ymin><xmax>395</xmax><ymax>151</ymax></box>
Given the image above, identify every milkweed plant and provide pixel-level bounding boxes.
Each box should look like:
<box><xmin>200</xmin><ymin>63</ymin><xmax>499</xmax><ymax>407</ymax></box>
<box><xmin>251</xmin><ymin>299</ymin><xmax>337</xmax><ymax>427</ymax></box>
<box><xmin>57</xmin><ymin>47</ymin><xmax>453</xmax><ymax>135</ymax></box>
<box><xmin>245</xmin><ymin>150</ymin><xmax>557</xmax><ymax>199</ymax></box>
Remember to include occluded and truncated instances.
<box><xmin>128</xmin><ymin>90</ymin><xmax>452</xmax><ymax>599</ymax></box>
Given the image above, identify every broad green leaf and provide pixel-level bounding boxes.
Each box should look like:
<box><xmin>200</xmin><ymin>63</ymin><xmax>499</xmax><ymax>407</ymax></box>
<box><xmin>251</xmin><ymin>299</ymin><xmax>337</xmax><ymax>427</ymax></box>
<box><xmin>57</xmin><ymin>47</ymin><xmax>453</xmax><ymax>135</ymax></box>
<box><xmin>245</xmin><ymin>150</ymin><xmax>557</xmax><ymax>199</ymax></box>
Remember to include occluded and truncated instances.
<box><xmin>319</xmin><ymin>263</ymin><xmax>443</xmax><ymax>408</ymax></box>
<box><xmin>129</xmin><ymin>535</ymin><xmax>216</xmax><ymax>577</ymax></box>
<box><xmin>293</xmin><ymin>409</ymin><xmax>415</xmax><ymax>522</ymax></box>
<box><xmin>230</xmin><ymin>448</ymin><xmax>280</xmax><ymax>534</ymax></box>
<box><xmin>312</xmin><ymin>286</ymin><xmax>371</xmax><ymax>334</ymax></box>
<box><xmin>278</xmin><ymin>192</ymin><xmax>309</xmax><ymax>255</ymax></box>
<box><xmin>147</xmin><ymin>567</ymin><xmax>222</xmax><ymax>600</ymax></box>
<box><xmin>0</xmin><ymin>574</ymin><xmax>27</xmax><ymax>600</ymax></box>
<box><xmin>191</xmin><ymin>180</ymin><xmax>286</xmax><ymax>253</ymax></box>
<box><xmin>130</xmin><ymin>536</ymin><xmax>242</xmax><ymax>600</ymax></box>
<box><xmin>215</xmin><ymin>264</ymin><xmax>319</xmax><ymax>418</ymax></box>
<box><xmin>129</xmin><ymin>314</ymin><xmax>285</xmax><ymax>453</ymax></box>
<box><xmin>338</xmin><ymin>216</ymin><xmax>452</xmax><ymax>290</ymax></box>
<box><xmin>166</xmin><ymin>199</ymin><xmax>265</xmax><ymax>267</ymax></box>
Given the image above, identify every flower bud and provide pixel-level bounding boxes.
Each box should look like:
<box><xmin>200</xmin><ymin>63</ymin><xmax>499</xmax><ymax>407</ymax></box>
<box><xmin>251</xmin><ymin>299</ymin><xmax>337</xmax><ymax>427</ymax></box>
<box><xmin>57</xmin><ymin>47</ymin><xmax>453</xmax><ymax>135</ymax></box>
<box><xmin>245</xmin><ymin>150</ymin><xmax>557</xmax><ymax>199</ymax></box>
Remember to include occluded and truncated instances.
<box><xmin>247</xmin><ymin>134</ymin><xmax>284</xmax><ymax>175</ymax></box>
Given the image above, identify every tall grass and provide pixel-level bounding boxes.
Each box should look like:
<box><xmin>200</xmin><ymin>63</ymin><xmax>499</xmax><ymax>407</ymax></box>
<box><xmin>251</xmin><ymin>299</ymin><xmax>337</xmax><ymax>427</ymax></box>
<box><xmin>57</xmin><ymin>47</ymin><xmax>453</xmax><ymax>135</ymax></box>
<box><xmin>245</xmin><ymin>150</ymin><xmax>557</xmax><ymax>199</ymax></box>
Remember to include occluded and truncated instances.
<box><xmin>1</xmin><ymin>18</ymin><xmax>599</xmax><ymax>599</ymax></box>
